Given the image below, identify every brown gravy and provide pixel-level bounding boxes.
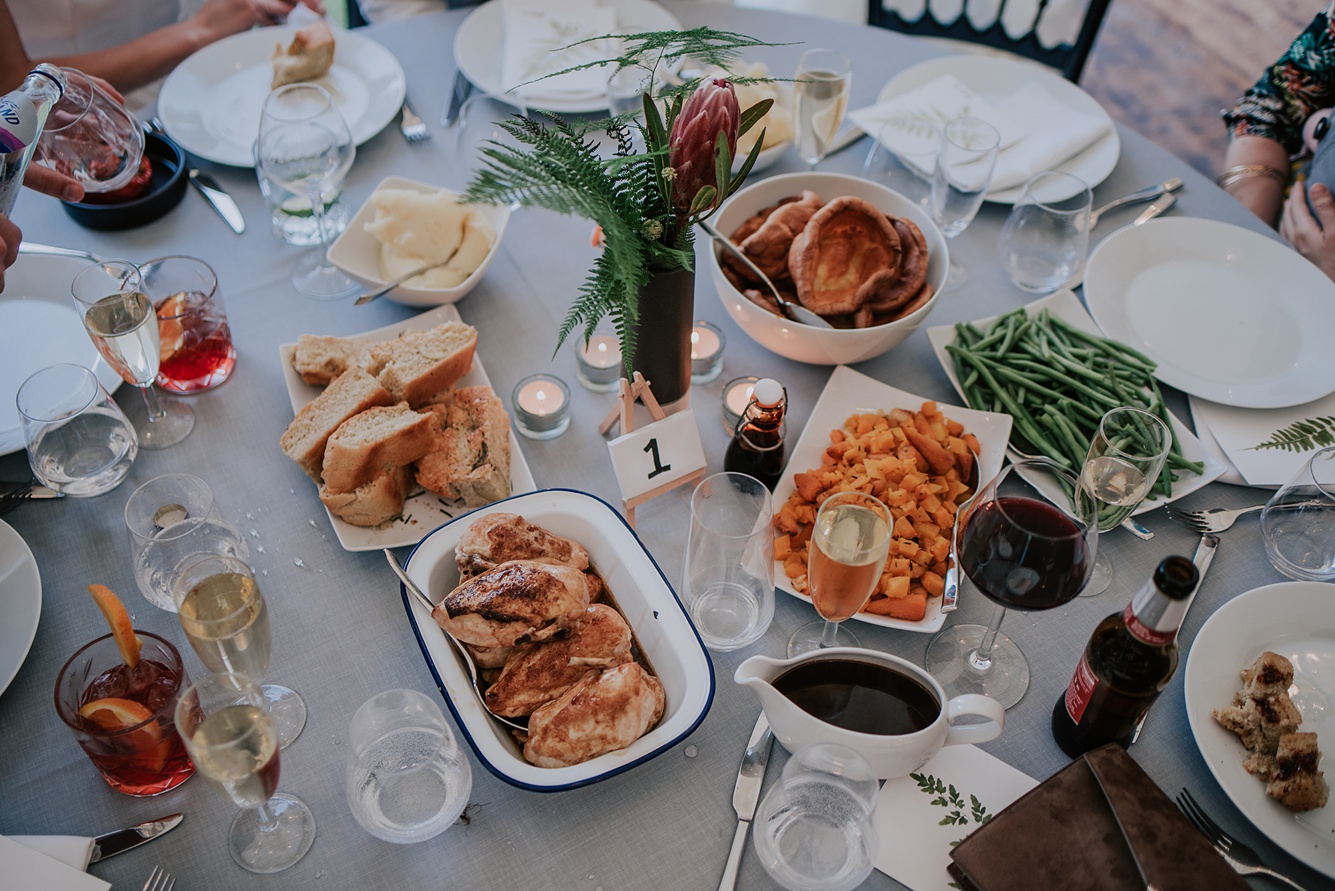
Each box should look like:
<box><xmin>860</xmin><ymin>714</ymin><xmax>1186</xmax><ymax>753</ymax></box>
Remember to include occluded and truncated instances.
<box><xmin>773</xmin><ymin>659</ymin><xmax>940</xmax><ymax>736</ymax></box>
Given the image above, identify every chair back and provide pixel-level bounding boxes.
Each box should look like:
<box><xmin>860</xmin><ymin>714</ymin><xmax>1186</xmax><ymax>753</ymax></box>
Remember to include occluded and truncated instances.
<box><xmin>866</xmin><ymin>0</ymin><xmax>1112</xmax><ymax>82</ymax></box>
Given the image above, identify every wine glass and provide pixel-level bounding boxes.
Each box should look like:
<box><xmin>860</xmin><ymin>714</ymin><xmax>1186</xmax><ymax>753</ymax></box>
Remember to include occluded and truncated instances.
<box><xmin>924</xmin><ymin>458</ymin><xmax>1098</xmax><ymax>708</ymax></box>
<box><xmin>793</xmin><ymin>48</ymin><xmax>851</xmax><ymax>170</ymax></box>
<box><xmin>930</xmin><ymin>116</ymin><xmax>1001</xmax><ymax>290</ymax></box>
<box><xmin>788</xmin><ymin>491</ymin><xmax>893</xmax><ymax>656</ymax></box>
<box><xmin>1078</xmin><ymin>407</ymin><xmax>1171</xmax><ymax>596</ymax></box>
<box><xmin>175</xmin><ymin>672</ymin><xmax>316</xmax><ymax>874</ymax></box>
<box><xmin>172</xmin><ymin>554</ymin><xmax>307</xmax><ymax>749</ymax></box>
<box><xmin>70</xmin><ymin>259</ymin><xmax>194</xmax><ymax>449</ymax></box>
<box><xmin>1261</xmin><ymin>445</ymin><xmax>1335</xmax><ymax>580</ymax></box>
<box><xmin>457</xmin><ymin>92</ymin><xmax>529</xmax><ymax>206</ymax></box>
<box><xmin>255</xmin><ymin>84</ymin><xmax>358</xmax><ymax>300</ymax></box>
<box><xmin>997</xmin><ymin>170</ymin><xmax>1093</xmax><ymax>294</ymax></box>
<box><xmin>862</xmin><ymin>119</ymin><xmax>938</xmax><ymax>211</ymax></box>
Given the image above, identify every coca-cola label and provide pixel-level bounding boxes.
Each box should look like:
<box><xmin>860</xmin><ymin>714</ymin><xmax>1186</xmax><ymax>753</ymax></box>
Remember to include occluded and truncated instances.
<box><xmin>1064</xmin><ymin>654</ymin><xmax>1098</xmax><ymax>724</ymax></box>
<box><xmin>1122</xmin><ymin>583</ymin><xmax>1188</xmax><ymax>646</ymax></box>
<box><xmin>0</xmin><ymin>93</ymin><xmax>37</xmax><ymax>152</ymax></box>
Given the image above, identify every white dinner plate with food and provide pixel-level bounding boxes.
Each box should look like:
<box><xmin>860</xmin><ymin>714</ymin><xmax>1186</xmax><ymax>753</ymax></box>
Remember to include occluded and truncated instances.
<box><xmin>453</xmin><ymin>0</ymin><xmax>681</xmax><ymax>114</ymax></box>
<box><xmin>1184</xmin><ymin>581</ymin><xmax>1335</xmax><ymax>878</ymax></box>
<box><xmin>926</xmin><ymin>289</ymin><xmax>1226</xmax><ymax>514</ymax></box>
<box><xmin>158</xmin><ymin>25</ymin><xmax>406</xmax><ymax>167</ymax></box>
<box><xmin>772</xmin><ymin>365</ymin><xmax>1012</xmax><ymax>633</ymax></box>
<box><xmin>877</xmin><ymin>55</ymin><xmax>1119</xmax><ymax>203</ymax></box>
<box><xmin>402</xmin><ymin>488</ymin><xmax>714</xmax><ymax>791</ymax></box>
<box><xmin>279</xmin><ymin>304</ymin><xmax>535</xmax><ymax>551</ymax></box>
<box><xmin>0</xmin><ymin>519</ymin><xmax>41</xmax><ymax>696</ymax></box>
<box><xmin>1084</xmin><ymin>218</ymin><xmax>1335</xmax><ymax>409</ymax></box>
<box><xmin>0</xmin><ymin>253</ymin><xmax>121</xmax><ymax>456</ymax></box>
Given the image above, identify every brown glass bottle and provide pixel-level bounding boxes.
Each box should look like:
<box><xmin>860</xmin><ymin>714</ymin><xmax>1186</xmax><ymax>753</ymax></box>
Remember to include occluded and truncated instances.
<box><xmin>1051</xmin><ymin>556</ymin><xmax>1199</xmax><ymax>758</ymax></box>
<box><xmin>724</xmin><ymin>377</ymin><xmax>786</xmax><ymax>490</ymax></box>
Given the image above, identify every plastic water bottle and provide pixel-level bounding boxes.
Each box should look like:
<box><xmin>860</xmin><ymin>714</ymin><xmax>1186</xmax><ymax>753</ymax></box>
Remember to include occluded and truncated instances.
<box><xmin>0</xmin><ymin>63</ymin><xmax>67</xmax><ymax>216</ymax></box>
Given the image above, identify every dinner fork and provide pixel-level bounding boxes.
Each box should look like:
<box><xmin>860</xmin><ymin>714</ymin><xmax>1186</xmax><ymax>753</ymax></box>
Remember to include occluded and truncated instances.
<box><xmin>1087</xmin><ymin>177</ymin><xmax>1183</xmax><ymax>228</ymax></box>
<box><xmin>0</xmin><ymin>481</ymin><xmax>33</xmax><ymax>517</ymax></box>
<box><xmin>143</xmin><ymin>865</ymin><xmax>175</xmax><ymax>891</ymax></box>
<box><xmin>1163</xmin><ymin>503</ymin><xmax>1265</xmax><ymax>534</ymax></box>
<box><xmin>400</xmin><ymin>103</ymin><xmax>429</xmax><ymax>142</ymax></box>
<box><xmin>1175</xmin><ymin>789</ymin><xmax>1311</xmax><ymax>890</ymax></box>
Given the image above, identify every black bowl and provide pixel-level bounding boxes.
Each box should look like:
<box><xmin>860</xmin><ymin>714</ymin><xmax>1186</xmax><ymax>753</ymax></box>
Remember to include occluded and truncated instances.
<box><xmin>61</xmin><ymin>133</ymin><xmax>188</xmax><ymax>230</ymax></box>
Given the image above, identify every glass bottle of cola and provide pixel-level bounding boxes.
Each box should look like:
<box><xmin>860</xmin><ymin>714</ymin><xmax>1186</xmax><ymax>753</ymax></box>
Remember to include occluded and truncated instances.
<box><xmin>0</xmin><ymin>64</ymin><xmax>67</xmax><ymax>216</ymax></box>
<box><xmin>724</xmin><ymin>377</ymin><xmax>786</xmax><ymax>490</ymax></box>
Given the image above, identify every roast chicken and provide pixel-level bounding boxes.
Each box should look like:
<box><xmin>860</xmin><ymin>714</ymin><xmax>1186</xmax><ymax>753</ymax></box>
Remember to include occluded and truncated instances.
<box><xmin>434</xmin><ymin>560</ymin><xmax>591</xmax><ymax>648</ymax></box>
<box><xmin>523</xmin><ymin>662</ymin><xmax>666</xmax><ymax>768</ymax></box>
<box><xmin>455</xmin><ymin>512</ymin><xmax>590</xmax><ymax>579</ymax></box>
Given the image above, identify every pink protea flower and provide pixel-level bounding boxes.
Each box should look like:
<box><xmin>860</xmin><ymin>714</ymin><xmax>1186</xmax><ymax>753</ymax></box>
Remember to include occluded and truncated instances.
<box><xmin>667</xmin><ymin>77</ymin><xmax>740</xmax><ymax>214</ymax></box>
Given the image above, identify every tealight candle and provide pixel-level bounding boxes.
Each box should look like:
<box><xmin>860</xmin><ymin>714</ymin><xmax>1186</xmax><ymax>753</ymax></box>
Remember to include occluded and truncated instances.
<box><xmin>690</xmin><ymin>320</ymin><xmax>725</xmax><ymax>384</ymax></box>
<box><xmin>511</xmin><ymin>373</ymin><xmax>571</xmax><ymax>440</ymax></box>
<box><xmin>574</xmin><ymin>330</ymin><xmax>622</xmax><ymax>392</ymax></box>
<box><xmin>721</xmin><ymin>375</ymin><xmax>759</xmax><ymax>434</ymax></box>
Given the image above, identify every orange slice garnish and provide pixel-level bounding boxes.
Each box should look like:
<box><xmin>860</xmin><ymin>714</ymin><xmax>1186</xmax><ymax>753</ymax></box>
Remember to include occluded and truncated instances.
<box><xmin>79</xmin><ymin>697</ymin><xmax>168</xmax><ymax>768</ymax></box>
<box><xmin>156</xmin><ymin>293</ymin><xmax>189</xmax><ymax>364</ymax></box>
<box><xmin>87</xmin><ymin>584</ymin><xmax>141</xmax><ymax>668</ymax></box>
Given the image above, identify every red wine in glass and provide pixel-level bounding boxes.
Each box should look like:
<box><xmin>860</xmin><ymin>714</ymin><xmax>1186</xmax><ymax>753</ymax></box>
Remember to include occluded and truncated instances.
<box><xmin>959</xmin><ymin>496</ymin><xmax>1093</xmax><ymax>611</ymax></box>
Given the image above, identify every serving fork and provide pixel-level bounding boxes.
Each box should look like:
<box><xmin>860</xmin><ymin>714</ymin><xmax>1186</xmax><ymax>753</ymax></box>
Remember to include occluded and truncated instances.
<box><xmin>1175</xmin><ymin>789</ymin><xmax>1311</xmax><ymax>890</ymax></box>
<box><xmin>142</xmin><ymin>865</ymin><xmax>175</xmax><ymax>891</ymax></box>
<box><xmin>1163</xmin><ymin>503</ymin><xmax>1265</xmax><ymax>533</ymax></box>
<box><xmin>400</xmin><ymin>103</ymin><xmax>429</xmax><ymax>142</ymax></box>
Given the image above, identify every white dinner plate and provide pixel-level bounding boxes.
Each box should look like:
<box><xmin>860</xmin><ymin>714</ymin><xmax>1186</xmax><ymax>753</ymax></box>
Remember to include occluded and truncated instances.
<box><xmin>453</xmin><ymin>0</ymin><xmax>682</xmax><ymax>114</ymax></box>
<box><xmin>772</xmin><ymin>365</ymin><xmax>1013</xmax><ymax>633</ymax></box>
<box><xmin>0</xmin><ymin>253</ymin><xmax>122</xmax><ymax>456</ymax></box>
<box><xmin>1184</xmin><ymin>581</ymin><xmax>1335</xmax><ymax>878</ymax></box>
<box><xmin>877</xmin><ymin>55</ymin><xmax>1119</xmax><ymax>204</ymax></box>
<box><xmin>926</xmin><ymin>289</ymin><xmax>1226</xmax><ymax>513</ymax></box>
<box><xmin>279</xmin><ymin>304</ymin><xmax>536</xmax><ymax>551</ymax></box>
<box><xmin>0</xmin><ymin>519</ymin><xmax>42</xmax><ymax>696</ymax></box>
<box><xmin>1084</xmin><ymin>218</ymin><xmax>1335</xmax><ymax>409</ymax></box>
<box><xmin>158</xmin><ymin>25</ymin><xmax>406</xmax><ymax>167</ymax></box>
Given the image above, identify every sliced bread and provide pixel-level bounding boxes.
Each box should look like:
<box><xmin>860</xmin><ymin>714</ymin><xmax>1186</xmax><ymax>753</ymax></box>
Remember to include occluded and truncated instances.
<box><xmin>322</xmin><ymin>402</ymin><xmax>434</xmax><ymax>492</ymax></box>
<box><xmin>292</xmin><ymin>334</ymin><xmax>371</xmax><ymax>386</ymax></box>
<box><xmin>319</xmin><ymin>463</ymin><xmax>414</xmax><ymax>527</ymax></box>
<box><xmin>416</xmin><ymin>385</ymin><xmax>511</xmax><ymax>507</ymax></box>
<box><xmin>371</xmin><ymin>321</ymin><xmax>477</xmax><ymax>408</ymax></box>
<box><xmin>271</xmin><ymin>20</ymin><xmax>335</xmax><ymax>89</ymax></box>
<box><xmin>280</xmin><ymin>367</ymin><xmax>393</xmax><ymax>482</ymax></box>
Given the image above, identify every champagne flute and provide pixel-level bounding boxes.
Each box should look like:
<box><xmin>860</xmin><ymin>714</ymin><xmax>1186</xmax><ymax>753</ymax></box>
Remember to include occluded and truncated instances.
<box><xmin>793</xmin><ymin>48</ymin><xmax>851</xmax><ymax>170</ymax></box>
<box><xmin>931</xmin><ymin>116</ymin><xmax>1001</xmax><ymax>291</ymax></box>
<box><xmin>255</xmin><ymin>84</ymin><xmax>357</xmax><ymax>300</ymax></box>
<box><xmin>175</xmin><ymin>672</ymin><xmax>316</xmax><ymax>874</ymax></box>
<box><xmin>924</xmin><ymin>459</ymin><xmax>1098</xmax><ymax>708</ymax></box>
<box><xmin>173</xmin><ymin>554</ymin><xmax>307</xmax><ymax>749</ymax></box>
<box><xmin>70</xmin><ymin>259</ymin><xmax>194</xmax><ymax>449</ymax></box>
<box><xmin>788</xmin><ymin>491</ymin><xmax>892</xmax><ymax>656</ymax></box>
<box><xmin>1079</xmin><ymin>407</ymin><xmax>1171</xmax><ymax>596</ymax></box>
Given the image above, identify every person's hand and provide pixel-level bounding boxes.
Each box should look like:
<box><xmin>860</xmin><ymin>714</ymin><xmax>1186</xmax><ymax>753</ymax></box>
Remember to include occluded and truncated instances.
<box><xmin>0</xmin><ymin>212</ymin><xmax>20</xmax><ymax>293</ymax></box>
<box><xmin>23</xmin><ymin>164</ymin><xmax>84</xmax><ymax>203</ymax></box>
<box><xmin>190</xmin><ymin>0</ymin><xmax>326</xmax><ymax>40</ymax></box>
<box><xmin>1281</xmin><ymin>181</ymin><xmax>1335</xmax><ymax>282</ymax></box>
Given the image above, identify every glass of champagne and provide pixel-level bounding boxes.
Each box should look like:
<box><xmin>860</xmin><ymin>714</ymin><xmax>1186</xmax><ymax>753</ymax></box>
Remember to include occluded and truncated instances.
<box><xmin>255</xmin><ymin>84</ymin><xmax>357</xmax><ymax>300</ymax></box>
<box><xmin>793</xmin><ymin>48</ymin><xmax>851</xmax><ymax>170</ymax></box>
<box><xmin>1079</xmin><ymin>407</ymin><xmax>1171</xmax><ymax>595</ymax></box>
<box><xmin>173</xmin><ymin>555</ymin><xmax>307</xmax><ymax>748</ymax></box>
<box><xmin>175</xmin><ymin>672</ymin><xmax>316</xmax><ymax>874</ymax></box>
<box><xmin>70</xmin><ymin>259</ymin><xmax>194</xmax><ymax>449</ymax></box>
<box><xmin>931</xmin><ymin>116</ymin><xmax>1001</xmax><ymax>291</ymax></box>
<box><xmin>788</xmin><ymin>491</ymin><xmax>892</xmax><ymax>656</ymax></box>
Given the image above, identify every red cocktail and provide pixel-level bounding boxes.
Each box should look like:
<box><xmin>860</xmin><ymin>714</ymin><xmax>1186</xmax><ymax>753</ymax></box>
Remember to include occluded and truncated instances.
<box><xmin>142</xmin><ymin>256</ymin><xmax>236</xmax><ymax>394</ymax></box>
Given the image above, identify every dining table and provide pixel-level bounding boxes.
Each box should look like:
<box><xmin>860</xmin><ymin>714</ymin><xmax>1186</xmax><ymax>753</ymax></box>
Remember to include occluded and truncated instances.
<box><xmin>0</xmin><ymin>3</ymin><xmax>1326</xmax><ymax>889</ymax></box>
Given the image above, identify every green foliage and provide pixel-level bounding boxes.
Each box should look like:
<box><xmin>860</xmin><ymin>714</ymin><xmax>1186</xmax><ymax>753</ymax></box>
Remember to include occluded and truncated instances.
<box><xmin>1249</xmin><ymin>417</ymin><xmax>1335</xmax><ymax>453</ymax></box>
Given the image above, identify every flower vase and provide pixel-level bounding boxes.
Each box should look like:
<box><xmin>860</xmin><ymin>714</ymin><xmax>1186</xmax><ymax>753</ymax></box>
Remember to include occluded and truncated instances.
<box><xmin>623</xmin><ymin>265</ymin><xmax>696</xmax><ymax>406</ymax></box>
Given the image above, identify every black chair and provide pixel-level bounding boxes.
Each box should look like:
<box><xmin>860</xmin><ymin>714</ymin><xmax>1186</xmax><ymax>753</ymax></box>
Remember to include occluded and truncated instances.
<box><xmin>866</xmin><ymin>0</ymin><xmax>1112</xmax><ymax>82</ymax></box>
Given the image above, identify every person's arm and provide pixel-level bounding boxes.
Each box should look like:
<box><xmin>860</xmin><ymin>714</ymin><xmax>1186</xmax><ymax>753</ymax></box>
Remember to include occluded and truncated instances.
<box><xmin>1219</xmin><ymin>134</ymin><xmax>1291</xmax><ymax>227</ymax></box>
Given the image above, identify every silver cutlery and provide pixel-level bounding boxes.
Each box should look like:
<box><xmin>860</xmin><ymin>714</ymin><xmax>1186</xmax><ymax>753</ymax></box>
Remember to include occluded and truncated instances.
<box><xmin>1132</xmin><ymin>191</ymin><xmax>1176</xmax><ymax>224</ymax></box>
<box><xmin>0</xmin><ymin>480</ymin><xmax>62</xmax><ymax>516</ymax></box>
<box><xmin>939</xmin><ymin>448</ymin><xmax>980</xmax><ymax>613</ymax></box>
<box><xmin>18</xmin><ymin>241</ymin><xmax>101</xmax><ymax>262</ymax></box>
<box><xmin>142</xmin><ymin>865</ymin><xmax>175</xmax><ymax>891</ymax></box>
<box><xmin>441</xmin><ymin>70</ymin><xmax>474</xmax><ymax>127</ymax></box>
<box><xmin>1164</xmin><ymin>502</ymin><xmax>1265</xmax><ymax>533</ymax></box>
<box><xmin>698</xmin><ymin>219</ymin><xmax>833</xmax><ymax>328</ymax></box>
<box><xmin>91</xmin><ymin>813</ymin><xmax>183</xmax><ymax>862</ymax></box>
<box><xmin>400</xmin><ymin>102</ymin><xmax>430</xmax><ymax>142</ymax></box>
<box><xmin>1089</xmin><ymin>177</ymin><xmax>1183</xmax><ymax>227</ymax></box>
<box><xmin>150</xmin><ymin>117</ymin><xmax>245</xmax><ymax>234</ymax></box>
<box><xmin>355</xmin><ymin>251</ymin><xmax>460</xmax><ymax>305</ymax></box>
<box><xmin>718</xmin><ymin>712</ymin><xmax>773</xmax><ymax>891</ymax></box>
<box><xmin>1176</xmin><ymin>789</ymin><xmax>1312</xmax><ymax>890</ymax></box>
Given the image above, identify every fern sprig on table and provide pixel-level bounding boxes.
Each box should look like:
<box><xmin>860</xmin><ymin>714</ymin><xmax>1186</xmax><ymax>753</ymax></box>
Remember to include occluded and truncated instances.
<box><xmin>1249</xmin><ymin>416</ymin><xmax>1335</xmax><ymax>453</ymax></box>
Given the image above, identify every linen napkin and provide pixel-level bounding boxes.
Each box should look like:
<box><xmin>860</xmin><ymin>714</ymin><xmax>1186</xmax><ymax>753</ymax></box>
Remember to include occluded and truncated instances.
<box><xmin>986</xmin><ymin>83</ymin><xmax>1111</xmax><ymax>192</ymax></box>
<box><xmin>8</xmin><ymin>836</ymin><xmax>95</xmax><ymax>870</ymax></box>
<box><xmin>500</xmin><ymin>0</ymin><xmax>619</xmax><ymax>105</ymax></box>
<box><xmin>847</xmin><ymin>75</ymin><xmax>1024</xmax><ymax>162</ymax></box>
<box><xmin>0</xmin><ymin>836</ymin><xmax>108</xmax><ymax>891</ymax></box>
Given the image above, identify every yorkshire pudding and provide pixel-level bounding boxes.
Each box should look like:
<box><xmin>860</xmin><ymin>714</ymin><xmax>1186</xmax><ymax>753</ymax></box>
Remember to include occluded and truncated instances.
<box><xmin>738</xmin><ymin>190</ymin><xmax>824</xmax><ymax>280</ymax></box>
<box><xmin>869</xmin><ymin>217</ymin><xmax>930</xmax><ymax>314</ymax></box>
<box><xmin>788</xmin><ymin>196</ymin><xmax>902</xmax><ymax>316</ymax></box>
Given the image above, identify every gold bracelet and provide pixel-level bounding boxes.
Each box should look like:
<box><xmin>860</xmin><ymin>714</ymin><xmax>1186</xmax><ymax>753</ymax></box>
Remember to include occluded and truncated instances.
<box><xmin>1216</xmin><ymin>164</ymin><xmax>1288</xmax><ymax>190</ymax></box>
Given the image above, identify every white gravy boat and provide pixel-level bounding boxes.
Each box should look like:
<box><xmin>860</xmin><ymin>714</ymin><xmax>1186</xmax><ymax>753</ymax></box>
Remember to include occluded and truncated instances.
<box><xmin>735</xmin><ymin>647</ymin><xmax>1005</xmax><ymax>779</ymax></box>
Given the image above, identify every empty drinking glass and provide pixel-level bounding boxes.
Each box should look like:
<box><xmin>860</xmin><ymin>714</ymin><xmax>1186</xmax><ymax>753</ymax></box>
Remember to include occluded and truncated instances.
<box><xmin>997</xmin><ymin>170</ymin><xmax>1092</xmax><ymax>293</ymax></box>
<box><xmin>683</xmin><ymin>472</ymin><xmax>775</xmax><ymax>651</ymax></box>
<box><xmin>17</xmin><ymin>363</ymin><xmax>136</xmax><ymax>497</ymax></box>
<box><xmin>931</xmin><ymin>116</ymin><xmax>1001</xmax><ymax>290</ymax></box>
<box><xmin>346</xmin><ymin>689</ymin><xmax>473</xmax><ymax>844</ymax></box>
<box><xmin>862</xmin><ymin>119</ymin><xmax>938</xmax><ymax>210</ymax></box>
<box><xmin>1261</xmin><ymin>446</ymin><xmax>1335</xmax><ymax>581</ymax></box>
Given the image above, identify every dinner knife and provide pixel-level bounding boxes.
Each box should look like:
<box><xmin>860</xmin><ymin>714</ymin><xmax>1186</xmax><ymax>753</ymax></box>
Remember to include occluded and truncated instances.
<box><xmin>188</xmin><ymin>169</ymin><xmax>245</xmax><ymax>235</ymax></box>
<box><xmin>88</xmin><ymin>813</ymin><xmax>183</xmax><ymax>862</ymax></box>
<box><xmin>718</xmin><ymin>713</ymin><xmax>773</xmax><ymax>891</ymax></box>
<box><xmin>441</xmin><ymin>69</ymin><xmax>474</xmax><ymax>127</ymax></box>
<box><xmin>0</xmin><ymin>481</ymin><xmax>61</xmax><ymax>499</ymax></box>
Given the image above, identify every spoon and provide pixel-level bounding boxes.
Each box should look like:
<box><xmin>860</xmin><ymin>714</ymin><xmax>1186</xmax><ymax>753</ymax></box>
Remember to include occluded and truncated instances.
<box><xmin>698</xmin><ymin>220</ymin><xmax>834</xmax><ymax>329</ymax></box>
<box><xmin>355</xmin><ymin>251</ymin><xmax>459</xmax><ymax>305</ymax></box>
<box><xmin>940</xmin><ymin>447</ymin><xmax>981</xmax><ymax>613</ymax></box>
<box><xmin>1088</xmin><ymin>177</ymin><xmax>1183</xmax><ymax>228</ymax></box>
<box><xmin>382</xmin><ymin>549</ymin><xmax>528</xmax><ymax>731</ymax></box>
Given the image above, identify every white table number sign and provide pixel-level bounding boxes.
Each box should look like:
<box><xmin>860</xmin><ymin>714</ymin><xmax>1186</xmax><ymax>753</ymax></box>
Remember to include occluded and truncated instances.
<box><xmin>607</xmin><ymin>411</ymin><xmax>707</xmax><ymax>503</ymax></box>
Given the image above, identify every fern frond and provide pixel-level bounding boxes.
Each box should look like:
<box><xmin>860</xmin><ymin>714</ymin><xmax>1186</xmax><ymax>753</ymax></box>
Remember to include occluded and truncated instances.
<box><xmin>1249</xmin><ymin>416</ymin><xmax>1335</xmax><ymax>452</ymax></box>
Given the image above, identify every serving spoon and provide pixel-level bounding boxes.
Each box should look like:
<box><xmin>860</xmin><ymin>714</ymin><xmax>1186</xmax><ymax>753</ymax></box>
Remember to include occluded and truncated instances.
<box><xmin>382</xmin><ymin>549</ymin><xmax>528</xmax><ymax>731</ymax></box>
<box><xmin>355</xmin><ymin>250</ymin><xmax>459</xmax><ymax>305</ymax></box>
<box><xmin>698</xmin><ymin>220</ymin><xmax>834</xmax><ymax>329</ymax></box>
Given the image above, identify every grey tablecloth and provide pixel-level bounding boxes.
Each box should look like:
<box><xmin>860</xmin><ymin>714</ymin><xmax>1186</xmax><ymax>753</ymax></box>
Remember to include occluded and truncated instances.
<box><xmin>0</xmin><ymin>4</ymin><xmax>1325</xmax><ymax>889</ymax></box>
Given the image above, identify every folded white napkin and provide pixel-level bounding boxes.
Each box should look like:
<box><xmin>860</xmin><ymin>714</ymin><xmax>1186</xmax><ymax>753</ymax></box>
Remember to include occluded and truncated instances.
<box><xmin>500</xmin><ymin>0</ymin><xmax>619</xmax><ymax>104</ymax></box>
<box><xmin>987</xmin><ymin>83</ymin><xmax>1111</xmax><ymax>192</ymax></box>
<box><xmin>847</xmin><ymin>75</ymin><xmax>1025</xmax><ymax>161</ymax></box>
<box><xmin>0</xmin><ymin>837</ymin><xmax>107</xmax><ymax>891</ymax></box>
<box><xmin>9</xmin><ymin>836</ymin><xmax>94</xmax><ymax>871</ymax></box>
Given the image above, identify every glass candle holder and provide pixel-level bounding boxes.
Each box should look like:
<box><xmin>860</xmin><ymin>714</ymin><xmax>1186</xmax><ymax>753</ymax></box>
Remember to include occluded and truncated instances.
<box><xmin>574</xmin><ymin>329</ymin><xmax>622</xmax><ymax>392</ymax></box>
<box><xmin>690</xmin><ymin>321</ymin><xmax>725</xmax><ymax>384</ymax></box>
<box><xmin>511</xmin><ymin>374</ymin><xmax>571</xmax><ymax>440</ymax></box>
<box><xmin>721</xmin><ymin>375</ymin><xmax>760</xmax><ymax>434</ymax></box>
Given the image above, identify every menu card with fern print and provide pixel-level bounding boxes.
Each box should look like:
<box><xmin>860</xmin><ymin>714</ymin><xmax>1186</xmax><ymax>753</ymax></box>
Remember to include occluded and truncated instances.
<box><xmin>871</xmin><ymin>745</ymin><xmax>1036</xmax><ymax>891</ymax></box>
<box><xmin>1188</xmin><ymin>391</ymin><xmax>1335</xmax><ymax>487</ymax></box>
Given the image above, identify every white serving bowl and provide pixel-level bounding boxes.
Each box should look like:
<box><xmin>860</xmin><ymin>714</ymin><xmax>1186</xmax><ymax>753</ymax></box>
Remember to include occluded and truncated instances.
<box><xmin>327</xmin><ymin>175</ymin><xmax>510</xmax><ymax>308</ymax></box>
<box><xmin>707</xmin><ymin>171</ymin><xmax>948</xmax><ymax>365</ymax></box>
<box><xmin>402</xmin><ymin>488</ymin><xmax>715</xmax><ymax>791</ymax></box>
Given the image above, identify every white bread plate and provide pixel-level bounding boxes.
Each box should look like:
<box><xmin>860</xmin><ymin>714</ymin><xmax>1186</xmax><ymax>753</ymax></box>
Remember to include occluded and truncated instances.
<box><xmin>327</xmin><ymin>175</ymin><xmax>510</xmax><ymax>307</ymax></box>
<box><xmin>401</xmin><ymin>488</ymin><xmax>714</xmax><ymax>791</ymax></box>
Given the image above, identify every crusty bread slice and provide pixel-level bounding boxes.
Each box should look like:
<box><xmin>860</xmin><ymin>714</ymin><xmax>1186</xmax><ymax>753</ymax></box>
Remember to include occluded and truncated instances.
<box><xmin>416</xmin><ymin>386</ymin><xmax>511</xmax><ymax>507</ymax></box>
<box><xmin>271</xmin><ymin>20</ymin><xmax>335</xmax><ymax>89</ymax></box>
<box><xmin>280</xmin><ymin>368</ymin><xmax>393</xmax><ymax>482</ymax></box>
<box><xmin>320</xmin><ymin>463</ymin><xmax>414</xmax><ymax>527</ymax></box>
<box><xmin>370</xmin><ymin>321</ymin><xmax>477</xmax><ymax>408</ymax></box>
<box><xmin>292</xmin><ymin>334</ymin><xmax>371</xmax><ymax>386</ymax></box>
<box><xmin>322</xmin><ymin>402</ymin><xmax>434</xmax><ymax>492</ymax></box>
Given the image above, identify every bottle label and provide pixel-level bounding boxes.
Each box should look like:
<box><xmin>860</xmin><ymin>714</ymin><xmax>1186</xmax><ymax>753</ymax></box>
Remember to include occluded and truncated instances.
<box><xmin>1122</xmin><ymin>584</ymin><xmax>1188</xmax><ymax>646</ymax></box>
<box><xmin>1063</xmin><ymin>654</ymin><xmax>1098</xmax><ymax>724</ymax></box>
<box><xmin>0</xmin><ymin>93</ymin><xmax>38</xmax><ymax>152</ymax></box>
